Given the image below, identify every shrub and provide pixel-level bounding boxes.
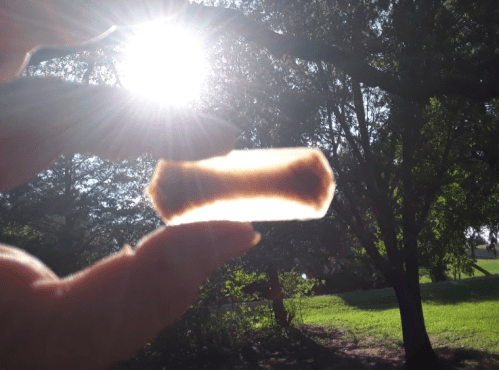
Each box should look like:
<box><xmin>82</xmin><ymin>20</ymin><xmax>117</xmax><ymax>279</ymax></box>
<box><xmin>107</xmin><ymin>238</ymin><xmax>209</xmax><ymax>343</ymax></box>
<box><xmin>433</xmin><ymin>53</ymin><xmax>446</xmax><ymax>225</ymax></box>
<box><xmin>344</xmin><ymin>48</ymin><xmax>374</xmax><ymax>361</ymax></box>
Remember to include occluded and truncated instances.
<box><xmin>280</xmin><ymin>269</ymin><xmax>323</xmax><ymax>325</ymax></box>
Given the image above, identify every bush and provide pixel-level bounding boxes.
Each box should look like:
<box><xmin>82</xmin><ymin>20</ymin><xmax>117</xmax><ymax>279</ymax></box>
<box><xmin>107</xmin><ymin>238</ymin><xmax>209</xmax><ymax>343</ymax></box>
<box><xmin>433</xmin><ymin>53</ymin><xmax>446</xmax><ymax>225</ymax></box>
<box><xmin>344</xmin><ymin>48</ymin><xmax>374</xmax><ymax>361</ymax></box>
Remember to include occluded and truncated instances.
<box><xmin>110</xmin><ymin>265</ymin><xmax>322</xmax><ymax>369</ymax></box>
<box><xmin>110</xmin><ymin>264</ymin><xmax>277</xmax><ymax>369</ymax></box>
<box><xmin>280</xmin><ymin>270</ymin><xmax>323</xmax><ymax>326</ymax></box>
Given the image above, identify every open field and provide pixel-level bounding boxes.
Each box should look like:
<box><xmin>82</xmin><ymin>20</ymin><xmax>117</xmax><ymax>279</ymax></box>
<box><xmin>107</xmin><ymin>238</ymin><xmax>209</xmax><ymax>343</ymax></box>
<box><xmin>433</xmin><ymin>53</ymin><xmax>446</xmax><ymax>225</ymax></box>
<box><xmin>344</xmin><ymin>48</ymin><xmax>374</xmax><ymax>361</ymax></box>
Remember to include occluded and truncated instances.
<box><xmin>475</xmin><ymin>258</ymin><xmax>499</xmax><ymax>275</ymax></box>
<box><xmin>419</xmin><ymin>258</ymin><xmax>499</xmax><ymax>284</ymax></box>
<box><xmin>211</xmin><ymin>274</ymin><xmax>499</xmax><ymax>369</ymax></box>
<box><xmin>296</xmin><ymin>274</ymin><xmax>499</xmax><ymax>363</ymax></box>
<box><xmin>114</xmin><ymin>273</ymin><xmax>499</xmax><ymax>369</ymax></box>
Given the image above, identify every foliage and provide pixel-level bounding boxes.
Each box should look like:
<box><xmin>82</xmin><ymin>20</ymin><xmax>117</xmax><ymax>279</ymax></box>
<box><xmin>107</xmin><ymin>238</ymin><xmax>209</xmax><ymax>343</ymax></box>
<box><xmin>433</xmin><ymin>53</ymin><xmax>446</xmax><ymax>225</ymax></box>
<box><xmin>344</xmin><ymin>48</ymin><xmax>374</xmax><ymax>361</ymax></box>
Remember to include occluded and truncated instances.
<box><xmin>110</xmin><ymin>304</ymin><xmax>285</xmax><ymax>370</ymax></box>
<box><xmin>2</xmin><ymin>42</ymin><xmax>161</xmax><ymax>275</ymax></box>
<box><xmin>111</xmin><ymin>262</ymin><xmax>283</xmax><ymax>369</ymax></box>
<box><xmin>415</xmin><ymin>96</ymin><xmax>499</xmax><ymax>282</ymax></box>
<box><xmin>0</xmin><ymin>225</ymin><xmax>51</xmax><ymax>259</ymax></box>
<box><xmin>196</xmin><ymin>0</ymin><xmax>499</xmax><ymax>366</ymax></box>
<box><xmin>221</xmin><ymin>264</ymin><xmax>268</xmax><ymax>303</ymax></box>
<box><xmin>0</xmin><ymin>153</ymin><xmax>159</xmax><ymax>276</ymax></box>
<box><xmin>113</xmin><ymin>273</ymin><xmax>499</xmax><ymax>369</ymax></box>
<box><xmin>420</xmin><ymin>258</ymin><xmax>499</xmax><ymax>284</ymax></box>
<box><xmin>111</xmin><ymin>264</ymin><xmax>326</xmax><ymax>369</ymax></box>
<box><xmin>4</xmin><ymin>1</ymin><xmax>499</xmax><ymax>367</ymax></box>
<box><xmin>281</xmin><ymin>269</ymin><xmax>323</xmax><ymax>326</ymax></box>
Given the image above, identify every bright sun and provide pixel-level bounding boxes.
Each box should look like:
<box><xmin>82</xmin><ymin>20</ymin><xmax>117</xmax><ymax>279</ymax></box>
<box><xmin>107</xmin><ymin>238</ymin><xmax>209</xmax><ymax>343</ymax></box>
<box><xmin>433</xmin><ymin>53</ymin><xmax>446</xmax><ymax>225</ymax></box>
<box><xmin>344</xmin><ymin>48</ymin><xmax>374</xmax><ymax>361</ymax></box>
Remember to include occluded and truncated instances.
<box><xmin>119</xmin><ymin>21</ymin><xmax>208</xmax><ymax>105</ymax></box>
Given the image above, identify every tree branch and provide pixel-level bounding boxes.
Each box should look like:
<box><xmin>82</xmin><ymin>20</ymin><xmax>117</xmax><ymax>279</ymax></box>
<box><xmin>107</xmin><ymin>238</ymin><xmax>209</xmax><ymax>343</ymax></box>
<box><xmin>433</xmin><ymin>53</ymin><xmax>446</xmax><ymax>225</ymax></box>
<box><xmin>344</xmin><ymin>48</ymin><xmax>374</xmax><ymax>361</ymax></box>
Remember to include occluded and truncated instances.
<box><xmin>331</xmin><ymin>198</ymin><xmax>401</xmax><ymax>280</ymax></box>
<box><xmin>185</xmin><ymin>5</ymin><xmax>499</xmax><ymax>102</ymax></box>
<box><xmin>23</xmin><ymin>4</ymin><xmax>499</xmax><ymax>102</ymax></box>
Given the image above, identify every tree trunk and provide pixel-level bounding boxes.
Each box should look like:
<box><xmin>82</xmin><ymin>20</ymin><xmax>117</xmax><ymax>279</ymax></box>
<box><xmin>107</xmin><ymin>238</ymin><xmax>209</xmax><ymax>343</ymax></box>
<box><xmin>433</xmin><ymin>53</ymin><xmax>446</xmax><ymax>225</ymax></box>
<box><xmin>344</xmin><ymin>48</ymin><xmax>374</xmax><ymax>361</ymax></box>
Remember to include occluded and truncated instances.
<box><xmin>391</xmin><ymin>275</ymin><xmax>442</xmax><ymax>370</ymax></box>
<box><xmin>267</xmin><ymin>262</ymin><xmax>291</xmax><ymax>326</ymax></box>
<box><xmin>396</xmin><ymin>103</ymin><xmax>442</xmax><ymax>369</ymax></box>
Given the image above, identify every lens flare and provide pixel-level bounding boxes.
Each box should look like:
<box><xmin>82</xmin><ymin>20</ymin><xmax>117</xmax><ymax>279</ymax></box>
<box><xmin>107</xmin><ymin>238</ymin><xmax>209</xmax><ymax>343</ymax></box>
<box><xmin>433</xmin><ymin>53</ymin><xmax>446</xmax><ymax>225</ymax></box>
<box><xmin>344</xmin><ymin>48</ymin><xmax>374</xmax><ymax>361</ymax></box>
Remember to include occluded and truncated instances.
<box><xmin>119</xmin><ymin>21</ymin><xmax>208</xmax><ymax>105</ymax></box>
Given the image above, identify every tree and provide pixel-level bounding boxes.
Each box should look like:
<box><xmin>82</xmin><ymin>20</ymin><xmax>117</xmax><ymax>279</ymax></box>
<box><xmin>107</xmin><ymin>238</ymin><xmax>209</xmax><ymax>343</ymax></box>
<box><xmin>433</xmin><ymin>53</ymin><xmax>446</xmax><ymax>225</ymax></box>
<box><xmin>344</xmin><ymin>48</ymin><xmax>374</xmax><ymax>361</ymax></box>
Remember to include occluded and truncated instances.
<box><xmin>415</xmin><ymin>95</ymin><xmax>499</xmax><ymax>281</ymax></box>
<box><xmin>8</xmin><ymin>1</ymin><xmax>498</xmax><ymax>367</ymax></box>
<box><xmin>0</xmin><ymin>29</ymin><xmax>163</xmax><ymax>275</ymax></box>
<box><xmin>0</xmin><ymin>154</ymin><xmax>159</xmax><ymax>275</ymax></box>
<box><xmin>246</xmin><ymin>219</ymin><xmax>350</xmax><ymax>326</ymax></box>
<box><xmin>28</xmin><ymin>1</ymin><xmax>498</xmax><ymax>103</ymax></box>
<box><xmin>192</xmin><ymin>1</ymin><xmax>499</xmax><ymax>368</ymax></box>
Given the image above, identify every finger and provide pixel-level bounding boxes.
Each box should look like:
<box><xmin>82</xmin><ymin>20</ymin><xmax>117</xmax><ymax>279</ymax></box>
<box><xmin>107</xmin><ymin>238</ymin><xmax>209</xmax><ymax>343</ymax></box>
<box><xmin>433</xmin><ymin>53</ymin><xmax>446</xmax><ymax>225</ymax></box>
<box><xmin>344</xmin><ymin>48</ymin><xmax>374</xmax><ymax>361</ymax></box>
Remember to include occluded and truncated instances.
<box><xmin>134</xmin><ymin>221</ymin><xmax>262</xmax><ymax>284</ymax></box>
<box><xmin>2</xmin><ymin>222</ymin><xmax>259</xmax><ymax>370</ymax></box>
<box><xmin>0</xmin><ymin>78</ymin><xmax>238</xmax><ymax>191</ymax></box>
<box><xmin>0</xmin><ymin>1</ymin><xmax>190</xmax><ymax>83</ymax></box>
<box><xmin>0</xmin><ymin>244</ymin><xmax>59</xmax><ymax>293</ymax></box>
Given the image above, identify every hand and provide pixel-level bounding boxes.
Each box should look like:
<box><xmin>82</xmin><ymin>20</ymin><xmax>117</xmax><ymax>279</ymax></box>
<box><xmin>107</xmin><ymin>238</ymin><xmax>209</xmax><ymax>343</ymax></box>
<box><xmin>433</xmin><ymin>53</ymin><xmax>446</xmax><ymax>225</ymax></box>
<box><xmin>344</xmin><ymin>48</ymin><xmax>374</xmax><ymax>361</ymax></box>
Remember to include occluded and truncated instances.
<box><xmin>0</xmin><ymin>69</ymin><xmax>259</xmax><ymax>370</ymax></box>
<box><xmin>1</xmin><ymin>224</ymin><xmax>260</xmax><ymax>370</ymax></box>
<box><xmin>0</xmin><ymin>0</ymin><xmax>189</xmax><ymax>82</ymax></box>
<box><xmin>1</xmin><ymin>3</ymin><xmax>261</xmax><ymax>368</ymax></box>
<box><xmin>0</xmin><ymin>77</ymin><xmax>239</xmax><ymax>192</ymax></box>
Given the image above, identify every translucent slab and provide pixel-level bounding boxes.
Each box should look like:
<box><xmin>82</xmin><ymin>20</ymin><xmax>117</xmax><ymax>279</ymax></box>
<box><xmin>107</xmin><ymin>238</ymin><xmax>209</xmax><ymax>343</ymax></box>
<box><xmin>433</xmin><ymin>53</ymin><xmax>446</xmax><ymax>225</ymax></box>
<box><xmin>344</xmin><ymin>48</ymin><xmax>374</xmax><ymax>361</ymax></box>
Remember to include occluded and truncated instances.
<box><xmin>146</xmin><ymin>148</ymin><xmax>335</xmax><ymax>225</ymax></box>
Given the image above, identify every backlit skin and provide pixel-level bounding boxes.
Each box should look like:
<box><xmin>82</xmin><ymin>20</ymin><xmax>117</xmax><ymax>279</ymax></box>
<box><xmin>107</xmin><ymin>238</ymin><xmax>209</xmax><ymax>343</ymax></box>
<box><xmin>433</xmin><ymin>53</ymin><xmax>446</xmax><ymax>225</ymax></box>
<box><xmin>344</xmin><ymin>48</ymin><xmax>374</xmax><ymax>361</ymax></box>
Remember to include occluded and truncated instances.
<box><xmin>0</xmin><ymin>0</ymin><xmax>189</xmax><ymax>82</ymax></box>
<box><xmin>0</xmin><ymin>1</ymin><xmax>261</xmax><ymax>369</ymax></box>
<box><xmin>0</xmin><ymin>106</ymin><xmax>260</xmax><ymax>369</ymax></box>
<box><xmin>0</xmin><ymin>77</ymin><xmax>239</xmax><ymax>192</ymax></box>
<box><xmin>0</xmin><ymin>225</ymin><xmax>260</xmax><ymax>370</ymax></box>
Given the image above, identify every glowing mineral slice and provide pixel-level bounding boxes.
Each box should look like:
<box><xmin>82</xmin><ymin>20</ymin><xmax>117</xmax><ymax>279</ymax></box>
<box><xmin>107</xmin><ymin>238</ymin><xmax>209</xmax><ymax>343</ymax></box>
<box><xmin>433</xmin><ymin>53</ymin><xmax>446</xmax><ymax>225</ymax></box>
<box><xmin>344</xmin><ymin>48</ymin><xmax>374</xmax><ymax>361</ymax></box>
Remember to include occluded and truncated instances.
<box><xmin>146</xmin><ymin>148</ymin><xmax>335</xmax><ymax>225</ymax></box>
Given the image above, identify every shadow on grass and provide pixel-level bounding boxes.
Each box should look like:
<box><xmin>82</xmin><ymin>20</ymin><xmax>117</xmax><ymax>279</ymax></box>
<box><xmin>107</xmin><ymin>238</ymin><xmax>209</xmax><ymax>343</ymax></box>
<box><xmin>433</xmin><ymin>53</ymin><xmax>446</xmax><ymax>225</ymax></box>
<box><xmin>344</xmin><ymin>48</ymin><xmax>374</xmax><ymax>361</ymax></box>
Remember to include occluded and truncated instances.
<box><xmin>228</xmin><ymin>325</ymin><xmax>499</xmax><ymax>370</ymax></box>
<box><xmin>436</xmin><ymin>347</ymin><xmax>499</xmax><ymax>370</ymax></box>
<box><xmin>216</xmin><ymin>324</ymin><xmax>404</xmax><ymax>370</ymax></box>
<box><xmin>110</xmin><ymin>324</ymin><xmax>499</xmax><ymax>370</ymax></box>
<box><xmin>419</xmin><ymin>275</ymin><xmax>499</xmax><ymax>305</ymax></box>
<box><xmin>334</xmin><ymin>275</ymin><xmax>499</xmax><ymax>310</ymax></box>
<box><xmin>111</xmin><ymin>324</ymin><xmax>402</xmax><ymax>370</ymax></box>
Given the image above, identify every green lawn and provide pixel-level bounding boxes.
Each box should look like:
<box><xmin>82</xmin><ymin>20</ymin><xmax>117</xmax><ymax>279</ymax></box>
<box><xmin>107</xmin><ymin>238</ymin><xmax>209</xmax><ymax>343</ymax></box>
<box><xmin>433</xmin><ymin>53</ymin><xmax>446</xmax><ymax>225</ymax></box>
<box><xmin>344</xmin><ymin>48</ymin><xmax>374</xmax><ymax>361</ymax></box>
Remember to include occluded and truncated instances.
<box><xmin>475</xmin><ymin>258</ymin><xmax>499</xmax><ymax>275</ymax></box>
<box><xmin>419</xmin><ymin>258</ymin><xmax>499</xmax><ymax>284</ymax></box>
<box><xmin>297</xmin><ymin>275</ymin><xmax>499</xmax><ymax>353</ymax></box>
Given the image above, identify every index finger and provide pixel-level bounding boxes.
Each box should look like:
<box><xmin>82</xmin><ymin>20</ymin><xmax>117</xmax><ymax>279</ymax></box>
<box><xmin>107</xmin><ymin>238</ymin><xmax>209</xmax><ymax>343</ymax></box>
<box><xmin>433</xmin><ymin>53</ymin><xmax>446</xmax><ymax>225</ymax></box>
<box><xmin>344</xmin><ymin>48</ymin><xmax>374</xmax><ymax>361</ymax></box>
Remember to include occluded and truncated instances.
<box><xmin>0</xmin><ymin>222</ymin><xmax>260</xmax><ymax>370</ymax></box>
<box><xmin>0</xmin><ymin>77</ymin><xmax>238</xmax><ymax>191</ymax></box>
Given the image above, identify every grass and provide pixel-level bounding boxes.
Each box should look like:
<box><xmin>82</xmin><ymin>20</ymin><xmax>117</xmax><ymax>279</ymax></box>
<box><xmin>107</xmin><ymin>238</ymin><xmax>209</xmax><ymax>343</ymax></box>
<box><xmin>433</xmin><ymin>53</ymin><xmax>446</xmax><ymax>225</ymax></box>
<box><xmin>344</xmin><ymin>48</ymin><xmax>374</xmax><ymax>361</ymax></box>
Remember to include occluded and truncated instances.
<box><xmin>298</xmin><ymin>274</ymin><xmax>499</xmax><ymax>354</ymax></box>
<box><xmin>419</xmin><ymin>258</ymin><xmax>499</xmax><ymax>284</ymax></box>
<box><xmin>474</xmin><ymin>258</ymin><xmax>499</xmax><ymax>275</ymax></box>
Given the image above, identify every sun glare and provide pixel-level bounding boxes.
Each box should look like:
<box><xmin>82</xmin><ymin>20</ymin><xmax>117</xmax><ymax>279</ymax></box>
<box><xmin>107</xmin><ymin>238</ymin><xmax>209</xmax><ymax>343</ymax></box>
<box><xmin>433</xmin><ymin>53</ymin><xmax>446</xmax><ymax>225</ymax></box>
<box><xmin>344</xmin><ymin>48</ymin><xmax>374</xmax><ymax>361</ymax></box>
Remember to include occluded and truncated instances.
<box><xmin>119</xmin><ymin>21</ymin><xmax>208</xmax><ymax>105</ymax></box>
